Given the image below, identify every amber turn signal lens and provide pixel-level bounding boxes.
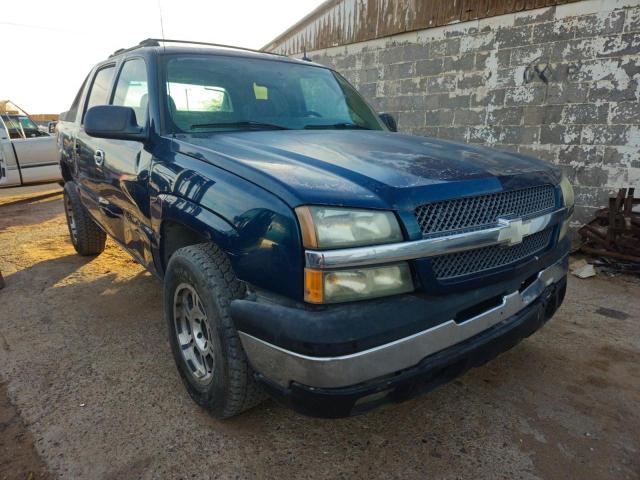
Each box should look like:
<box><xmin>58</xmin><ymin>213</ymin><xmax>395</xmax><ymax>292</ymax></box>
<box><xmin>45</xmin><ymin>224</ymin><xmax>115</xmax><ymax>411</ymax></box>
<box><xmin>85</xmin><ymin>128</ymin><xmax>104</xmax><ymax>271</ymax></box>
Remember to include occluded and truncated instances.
<box><xmin>295</xmin><ymin>206</ymin><xmax>318</xmax><ymax>249</ymax></box>
<box><xmin>304</xmin><ymin>268</ymin><xmax>324</xmax><ymax>304</ymax></box>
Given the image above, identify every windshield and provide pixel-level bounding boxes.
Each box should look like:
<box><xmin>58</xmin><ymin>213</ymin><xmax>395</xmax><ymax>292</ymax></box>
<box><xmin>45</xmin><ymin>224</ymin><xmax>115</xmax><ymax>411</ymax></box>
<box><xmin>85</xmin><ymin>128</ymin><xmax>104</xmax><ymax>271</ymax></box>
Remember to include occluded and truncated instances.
<box><xmin>163</xmin><ymin>54</ymin><xmax>385</xmax><ymax>134</ymax></box>
<box><xmin>0</xmin><ymin>114</ymin><xmax>43</xmax><ymax>139</ymax></box>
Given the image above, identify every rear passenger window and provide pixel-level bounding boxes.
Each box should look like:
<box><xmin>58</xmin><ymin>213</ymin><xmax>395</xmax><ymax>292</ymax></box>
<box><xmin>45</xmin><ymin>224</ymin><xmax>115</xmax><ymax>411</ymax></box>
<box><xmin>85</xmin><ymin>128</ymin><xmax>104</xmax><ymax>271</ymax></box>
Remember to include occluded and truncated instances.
<box><xmin>112</xmin><ymin>59</ymin><xmax>149</xmax><ymax>127</ymax></box>
<box><xmin>83</xmin><ymin>65</ymin><xmax>116</xmax><ymax>122</ymax></box>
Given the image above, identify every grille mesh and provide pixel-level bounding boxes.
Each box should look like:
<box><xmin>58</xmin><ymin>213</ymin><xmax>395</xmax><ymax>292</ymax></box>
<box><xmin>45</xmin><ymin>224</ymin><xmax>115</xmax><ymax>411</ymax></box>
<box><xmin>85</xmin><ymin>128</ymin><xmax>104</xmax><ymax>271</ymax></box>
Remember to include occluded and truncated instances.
<box><xmin>415</xmin><ymin>185</ymin><xmax>556</xmax><ymax>236</ymax></box>
<box><xmin>432</xmin><ymin>228</ymin><xmax>553</xmax><ymax>280</ymax></box>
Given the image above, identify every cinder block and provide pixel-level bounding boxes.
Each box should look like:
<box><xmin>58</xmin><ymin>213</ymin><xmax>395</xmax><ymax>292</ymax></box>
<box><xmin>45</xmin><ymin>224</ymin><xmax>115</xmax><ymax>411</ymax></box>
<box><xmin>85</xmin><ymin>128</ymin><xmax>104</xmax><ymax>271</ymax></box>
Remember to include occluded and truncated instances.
<box><xmin>425</xmin><ymin>109</ymin><xmax>455</xmax><ymax>126</ymax></box>
<box><xmin>453</xmin><ymin>109</ymin><xmax>486</xmax><ymax>126</ymax></box>
<box><xmin>424</xmin><ymin>75</ymin><xmax>457</xmax><ymax>94</ymax></box>
<box><xmin>575</xmin><ymin>165</ymin><xmax>611</xmax><ymax>186</ymax></box>
<box><xmin>437</xmin><ymin>93</ymin><xmax>471</xmax><ymax>109</ymax></box>
<box><xmin>437</xmin><ymin>127</ymin><xmax>468</xmax><ymax>142</ymax></box>
<box><xmin>546</xmin><ymin>83</ymin><xmax>590</xmax><ymax>104</ymax></box>
<box><xmin>488</xmin><ymin>106</ymin><xmax>525</xmax><ymax>125</ymax></box>
<box><xmin>398</xmin><ymin>111</ymin><xmax>426</xmax><ymax>128</ymax></box>
<box><xmin>551</xmin><ymin>38</ymin><xmax>597</xmax><ymax>61</ymax></box>
<box><xmin>540</xmin><ymin>124</ymin><xmax>583</xmax><ymax>144</ymax></box>
<box><xmin>501</xmin><ymin>126</ymin><xmax>540</xmax><ymax>145</ymax></box>
<box><xmin>510</xmin><ymin>44</ymin><xmax>552</xmax><ymax>66</ymax></box>
<box><xmin>533</xmin><ymin>21</ymin><xmax>573</xmax><ymax>44</ymax></box>
<box><xmin>415</xmin><ymin>58</ymin><xmax>444</xmax><ymax>76</ymax></box>
<box><xmin>558</xmin><ymin>145</ymin><xmax>602</xmax><ymax>165</ymax></box>
<box><xmin>458</xmin><ymin>73</ymin><xmax>487</xmax><ymax>90</ymax></box>
<box><xmin>562</xmin><ymin>103</ymin><xmax>609</xmax><ymax>124</ymax></box>
<box><xmin>460</xmin><ymin>31</ymin><xmax>495</xmax><ymax>53</ymax></box>
<box><xmin>603</xmin><ymin>145</ymin><xmax>640</xmax><ymax>166</ymax></box>
<box><xmin>442</xmin><ymin>53</ymin><xmax>475</xmax><ymax>72</ymax></box>
<box><xmin>468</xmin><ymin>126</ymin><xmax>502</xmax><ymax>144</ymax></box>
<box><xmin>573</xmin><ymin>10</ymin><xmax>625</xmax><ymax>38</ymax></box>
<box><xmin>596</xmin><ymin>33</ymin><xmax>640</xmax><ymax>58</ymax></box>
<box><xmin>429</xmin><ymin>38</ymin><xmax>461</xmax><ymax>57</ymax></box>
<box><xmin>518</xmin><ymin>145</ymin><xmax>558</xmax><ymax>163</ymax></box>
<box><xmin>624</xmin><ymin>6</ymin><xmax>640</xmax><ymax>33</ymax></box>
<box><xmin>523</xmin><ymin>105</ymin><xmax>563</xmax><ymax>125</ymax></box>
<box><xmin>497</xmin><ymin>25</ymin><xmax>533</xmax><ymax>48</ymax></box>
<box><xmin>581</xmin><ymin>124</ymin><xmax>628</xmax><ymax>145</ymax></box>
<box><xmin>589</xmin><ymin>79</ymin><xmax>639</xmax><ymax>102</ymax></box>
<box><xmin>398</xmin><ymin>79</ymin><xmax>423</xmax><ymax>95</ymax></box>
<box><xmin>383</xmin><ymin>62</ymin><xmax>415</xmax><ymax>79</ymax></box>
<box><xmin>504</xmin><ymin>85</ymin><xmax>546</xmax><ymax>106</ymax></box>
<box><xmin>471</xmin><ymin>89</ymin><xmax>506</xmax><ymax>107</ymax></box>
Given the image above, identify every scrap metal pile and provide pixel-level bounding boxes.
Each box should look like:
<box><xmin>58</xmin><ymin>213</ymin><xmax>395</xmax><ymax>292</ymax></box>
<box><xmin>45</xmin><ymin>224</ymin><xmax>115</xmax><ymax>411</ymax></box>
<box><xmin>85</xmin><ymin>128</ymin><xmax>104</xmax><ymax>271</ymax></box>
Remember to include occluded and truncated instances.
<box><xmin>579</xmin><ymin>188</ymin><xmax>640</xmax><ymax>273</ymax></box>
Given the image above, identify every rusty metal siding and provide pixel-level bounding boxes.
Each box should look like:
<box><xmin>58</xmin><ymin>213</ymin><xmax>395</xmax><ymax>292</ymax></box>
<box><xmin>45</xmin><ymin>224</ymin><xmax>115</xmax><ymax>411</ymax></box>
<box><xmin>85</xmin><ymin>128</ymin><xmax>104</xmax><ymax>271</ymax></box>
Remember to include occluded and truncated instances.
<box><xmin>263</xmin><ymin>0</ymin><xmax>580</xmax><ymax>54</ymax></box>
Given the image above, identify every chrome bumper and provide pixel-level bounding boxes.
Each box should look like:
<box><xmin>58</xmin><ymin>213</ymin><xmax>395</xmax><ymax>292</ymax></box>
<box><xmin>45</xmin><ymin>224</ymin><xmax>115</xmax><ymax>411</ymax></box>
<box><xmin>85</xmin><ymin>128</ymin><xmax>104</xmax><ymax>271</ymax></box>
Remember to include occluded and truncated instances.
<box><xmin>239</xmin><ymin>257</ymin><xmax>567</xmax><ymax>389</ymax></box>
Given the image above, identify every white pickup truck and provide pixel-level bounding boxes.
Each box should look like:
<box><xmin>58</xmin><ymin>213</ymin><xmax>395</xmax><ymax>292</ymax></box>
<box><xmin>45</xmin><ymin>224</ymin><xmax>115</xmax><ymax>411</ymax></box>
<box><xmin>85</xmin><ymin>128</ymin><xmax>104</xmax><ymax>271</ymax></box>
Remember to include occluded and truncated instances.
<box><xmin>0</xmin><ymin>100</ymin><xmax>61</xmax><ymax>187</ymax></box>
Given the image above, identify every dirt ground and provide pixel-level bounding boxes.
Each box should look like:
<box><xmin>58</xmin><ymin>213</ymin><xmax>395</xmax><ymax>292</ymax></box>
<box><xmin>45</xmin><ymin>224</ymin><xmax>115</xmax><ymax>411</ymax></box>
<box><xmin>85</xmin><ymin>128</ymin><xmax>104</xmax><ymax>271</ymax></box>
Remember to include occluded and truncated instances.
<box><xmin>0</xmin><ymin>184</ymin><xmax>639</xmax><ymax>480</ymax></box>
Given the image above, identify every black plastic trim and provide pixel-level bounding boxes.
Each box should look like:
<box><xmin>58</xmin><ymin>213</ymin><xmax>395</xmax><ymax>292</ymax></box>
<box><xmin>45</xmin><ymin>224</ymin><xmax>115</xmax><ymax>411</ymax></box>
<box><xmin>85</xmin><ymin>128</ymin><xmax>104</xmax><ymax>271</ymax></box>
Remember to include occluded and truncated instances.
<box><xmin>257</xmin><ymin>276</ymin><xmax>566</xmax><ymax>418</ymax></box>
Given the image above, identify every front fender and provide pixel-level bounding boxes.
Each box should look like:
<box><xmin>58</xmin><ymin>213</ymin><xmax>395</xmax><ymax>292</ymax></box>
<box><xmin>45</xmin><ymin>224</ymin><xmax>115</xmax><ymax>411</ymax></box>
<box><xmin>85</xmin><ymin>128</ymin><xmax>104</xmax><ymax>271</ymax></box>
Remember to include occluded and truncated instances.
<box><xmin>152</xmin><ymin>192</ymin><xmax>304</xmax><ymax>300</ymax></box>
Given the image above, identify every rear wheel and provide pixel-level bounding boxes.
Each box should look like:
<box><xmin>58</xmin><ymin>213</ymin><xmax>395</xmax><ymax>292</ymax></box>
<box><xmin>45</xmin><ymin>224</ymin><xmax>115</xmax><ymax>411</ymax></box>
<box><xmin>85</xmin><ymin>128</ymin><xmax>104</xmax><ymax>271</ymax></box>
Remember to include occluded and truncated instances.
<box><xmin>164</xmin><ymin>243</ymin><xmax>266</xmax><ymax>418</ymax></box>
<box><xmin>63</xmin><ymin>183</ymin><xmax>106</xmax><ymax>256</ymax></box>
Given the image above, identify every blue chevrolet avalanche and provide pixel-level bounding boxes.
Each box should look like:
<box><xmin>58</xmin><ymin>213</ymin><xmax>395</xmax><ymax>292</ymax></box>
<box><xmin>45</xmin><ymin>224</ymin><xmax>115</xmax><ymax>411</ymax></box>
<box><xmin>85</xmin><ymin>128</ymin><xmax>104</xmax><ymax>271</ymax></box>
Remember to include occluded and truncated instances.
<box><xmin>57</xmin><ymin>39</ymin><xmax>573</xmax><ymax>418</ymax></box>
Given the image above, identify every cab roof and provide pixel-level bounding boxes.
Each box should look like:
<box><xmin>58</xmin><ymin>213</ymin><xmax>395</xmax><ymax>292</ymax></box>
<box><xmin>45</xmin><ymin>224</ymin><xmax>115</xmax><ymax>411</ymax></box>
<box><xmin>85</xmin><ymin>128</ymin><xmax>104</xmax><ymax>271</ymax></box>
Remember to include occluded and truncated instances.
<box><xmin>108</xmin><ymin>38</ymin><xmax>315</xmax><ymax>67</ymax></box>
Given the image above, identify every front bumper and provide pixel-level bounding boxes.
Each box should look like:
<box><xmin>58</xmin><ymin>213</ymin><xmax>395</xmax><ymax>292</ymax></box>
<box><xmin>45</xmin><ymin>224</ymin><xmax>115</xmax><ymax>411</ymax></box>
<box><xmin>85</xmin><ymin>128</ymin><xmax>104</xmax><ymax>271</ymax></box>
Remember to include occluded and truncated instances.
<box><xmin>234</xmin><ymin>255</ymin><xmax>568</xmax><ymax>417</ymax></box>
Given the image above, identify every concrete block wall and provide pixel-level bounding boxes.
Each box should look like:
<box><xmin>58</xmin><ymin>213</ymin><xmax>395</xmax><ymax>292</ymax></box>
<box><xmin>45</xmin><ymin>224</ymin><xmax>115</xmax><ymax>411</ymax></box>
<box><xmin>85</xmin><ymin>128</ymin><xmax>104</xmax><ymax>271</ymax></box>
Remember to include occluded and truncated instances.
<box><xmin>305</xmin><ymin>0</ymin><xmax>640</xmax><ymax>228</ymax></box>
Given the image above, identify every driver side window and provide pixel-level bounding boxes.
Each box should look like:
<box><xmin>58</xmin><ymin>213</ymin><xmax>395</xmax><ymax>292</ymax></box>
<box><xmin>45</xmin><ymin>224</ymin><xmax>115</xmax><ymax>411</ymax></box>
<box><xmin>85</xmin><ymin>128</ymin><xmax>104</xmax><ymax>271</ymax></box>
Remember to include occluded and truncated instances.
<box><xmin>112</xmin><ymin>58</ymin><xmax>149</xmax><ymax>127</ymax></box>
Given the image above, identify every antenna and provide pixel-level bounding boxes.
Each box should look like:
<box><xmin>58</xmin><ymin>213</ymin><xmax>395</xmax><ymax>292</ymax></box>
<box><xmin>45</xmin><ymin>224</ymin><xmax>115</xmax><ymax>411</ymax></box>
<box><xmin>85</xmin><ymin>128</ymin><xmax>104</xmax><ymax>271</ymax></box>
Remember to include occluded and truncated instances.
<box><xmin>302</xmin><ymin>45</ymin><xmax>311</xmax><ymax>62</ymax></box>
<box><xmin>157</xmin><ymin>0</ymin><xmax>166</xmax><ymax>50</ymax></box>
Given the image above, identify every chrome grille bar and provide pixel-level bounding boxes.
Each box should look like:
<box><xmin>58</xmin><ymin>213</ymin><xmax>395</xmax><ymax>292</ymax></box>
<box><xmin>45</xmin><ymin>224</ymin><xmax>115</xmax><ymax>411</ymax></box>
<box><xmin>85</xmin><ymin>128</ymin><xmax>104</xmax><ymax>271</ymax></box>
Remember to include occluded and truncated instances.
<box><xmin>305</xmin><ymin>208</ymin><xmax>566</xmax><ymax>270</ymax></box>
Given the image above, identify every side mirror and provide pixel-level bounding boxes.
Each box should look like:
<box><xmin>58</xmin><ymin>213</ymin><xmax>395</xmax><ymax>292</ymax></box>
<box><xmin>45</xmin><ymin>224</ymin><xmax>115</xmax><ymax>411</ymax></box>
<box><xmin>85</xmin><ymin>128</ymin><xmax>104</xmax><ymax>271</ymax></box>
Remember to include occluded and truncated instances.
<box><xmin>379</xmin><ymin>112</ymin><xmax>397</xmax><ymax>132</ymax></box>
<box><xmin>48</xmin><ymin>121</ymin><xmax>57</xmax><ymax>134</ymax></box>
<box><xmin>84</xmin><ymin>105</ymin><xmax>146</xmax><ymax>142</ymax></box>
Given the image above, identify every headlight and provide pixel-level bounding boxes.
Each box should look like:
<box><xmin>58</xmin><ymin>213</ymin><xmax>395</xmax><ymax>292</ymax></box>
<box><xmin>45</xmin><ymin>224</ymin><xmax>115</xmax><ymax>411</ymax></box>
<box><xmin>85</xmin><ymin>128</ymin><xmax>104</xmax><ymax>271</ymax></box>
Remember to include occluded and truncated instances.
<box><xmin>305</xmin><ymin>263</ymin><xmax>414</xmax><ymax>304</ymax></box>
<box><xmin>295</xmin><ymin>206</ymin><xmax>403</xmax><ymax>249</ymax></box>
<box><xmin>559</xmin><ymin>175</ymin><xmax>574</xmax><ymax>241</ymax></box>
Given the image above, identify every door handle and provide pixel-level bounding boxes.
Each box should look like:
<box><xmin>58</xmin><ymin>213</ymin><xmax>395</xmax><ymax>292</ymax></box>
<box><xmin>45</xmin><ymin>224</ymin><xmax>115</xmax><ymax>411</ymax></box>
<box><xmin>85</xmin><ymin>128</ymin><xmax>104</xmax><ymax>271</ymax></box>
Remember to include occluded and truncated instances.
<box><xmin>94</xmin><ymin>149</ymin><xmax>105</xmax><ymax>167</ymax></box>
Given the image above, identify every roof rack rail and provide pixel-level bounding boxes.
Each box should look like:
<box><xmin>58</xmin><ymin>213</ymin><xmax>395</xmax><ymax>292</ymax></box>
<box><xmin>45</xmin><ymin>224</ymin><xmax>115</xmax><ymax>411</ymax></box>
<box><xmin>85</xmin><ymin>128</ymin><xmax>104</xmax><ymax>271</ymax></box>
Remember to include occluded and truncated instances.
<box><xmin>109</xmin><ymin>38</ymin><xmax>285</xmax><ymax>58</ymax></box>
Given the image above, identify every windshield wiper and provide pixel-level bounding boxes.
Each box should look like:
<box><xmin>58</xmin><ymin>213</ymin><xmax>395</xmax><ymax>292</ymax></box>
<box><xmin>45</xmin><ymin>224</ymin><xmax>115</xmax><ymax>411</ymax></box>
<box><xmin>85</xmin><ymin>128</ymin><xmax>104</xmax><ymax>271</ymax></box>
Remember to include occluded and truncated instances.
<box><xmin>303</xmin><ymin>122</ymin><xmax>371</xmax><ymax>130</ymax></box>
<box><xmin>190</xmin><ymin>121</ymin><xmax>290</xmax><ymax>130</ymax></box>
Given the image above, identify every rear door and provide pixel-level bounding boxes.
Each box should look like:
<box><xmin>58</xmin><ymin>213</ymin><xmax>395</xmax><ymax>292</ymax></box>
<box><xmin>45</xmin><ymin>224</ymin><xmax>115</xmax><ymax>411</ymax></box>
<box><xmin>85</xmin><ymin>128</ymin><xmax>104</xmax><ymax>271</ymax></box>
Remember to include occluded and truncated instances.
<box><xmin>75</xmin><ymin>64</ymin><xmax>117</xmax><ymax>227</ymax></box>
<box><xmin>98</xmin><ymin>57</ymin><xmax>154</xmax><ymax>265</ymax></box>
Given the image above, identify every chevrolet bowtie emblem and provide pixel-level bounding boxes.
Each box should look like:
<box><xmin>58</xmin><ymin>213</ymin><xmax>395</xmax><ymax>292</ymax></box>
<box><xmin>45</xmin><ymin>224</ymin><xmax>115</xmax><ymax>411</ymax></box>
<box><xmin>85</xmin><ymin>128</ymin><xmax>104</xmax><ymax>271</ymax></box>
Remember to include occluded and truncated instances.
<box><xmin>497</xmin><ymin>217</ymin><xmax>530</xmax><ymax>246</ymax></box>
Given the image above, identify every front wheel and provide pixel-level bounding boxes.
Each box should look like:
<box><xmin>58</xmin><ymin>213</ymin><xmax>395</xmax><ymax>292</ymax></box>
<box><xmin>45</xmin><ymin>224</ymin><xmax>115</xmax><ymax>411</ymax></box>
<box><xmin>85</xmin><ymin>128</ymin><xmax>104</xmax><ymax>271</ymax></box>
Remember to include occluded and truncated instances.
<box><xmin>164</xmin><ymin>243</ymin><xmax>266</xmax><ymax>418</ymax></box>
<box><xmin>63</xmin><ymin>183</ymin><xmax>106</xmax><ymax>256</ymax></box>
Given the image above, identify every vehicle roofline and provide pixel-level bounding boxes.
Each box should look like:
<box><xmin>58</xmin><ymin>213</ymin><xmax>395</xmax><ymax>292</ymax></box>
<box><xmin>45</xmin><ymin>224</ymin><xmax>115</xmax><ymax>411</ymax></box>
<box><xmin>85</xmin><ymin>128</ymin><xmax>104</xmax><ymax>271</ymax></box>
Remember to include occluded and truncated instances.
<box><xmin>105</xmin><ymin>39</ymin><xmax>325</xmax><ymax>68</ymax></box>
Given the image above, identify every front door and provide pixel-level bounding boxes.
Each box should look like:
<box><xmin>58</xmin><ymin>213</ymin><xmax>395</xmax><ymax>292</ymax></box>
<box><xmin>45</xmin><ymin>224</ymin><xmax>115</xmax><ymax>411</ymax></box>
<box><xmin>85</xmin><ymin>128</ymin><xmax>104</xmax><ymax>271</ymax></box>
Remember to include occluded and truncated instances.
<box><xmin>75</xmin><ymin>64</ymin><xmax>117</xmax><ymax>230</ymax></box>
<box><xmin>99</xmin><ymin>57</ymin><xmax>154</xmax><ymax>267</ymax></box>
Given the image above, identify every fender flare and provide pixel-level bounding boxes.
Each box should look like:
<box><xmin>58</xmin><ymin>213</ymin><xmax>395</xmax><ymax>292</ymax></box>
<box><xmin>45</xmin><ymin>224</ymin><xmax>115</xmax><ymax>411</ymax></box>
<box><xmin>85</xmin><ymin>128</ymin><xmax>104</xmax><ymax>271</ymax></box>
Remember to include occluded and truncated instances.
<box><xmin>151</xmin><ymin>193</ymin><xmax>239</xmax><ymax>275</ymax></box>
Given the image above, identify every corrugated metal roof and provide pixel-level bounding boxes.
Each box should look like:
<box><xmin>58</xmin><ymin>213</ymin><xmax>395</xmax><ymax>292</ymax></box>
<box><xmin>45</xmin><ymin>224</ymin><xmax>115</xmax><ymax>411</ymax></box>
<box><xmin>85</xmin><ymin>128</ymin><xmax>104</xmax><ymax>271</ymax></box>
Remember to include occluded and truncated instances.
<box><xmin>263</xmin><ymin>0</ymin><xmax>580</xmax><ymax>54</ymax></box>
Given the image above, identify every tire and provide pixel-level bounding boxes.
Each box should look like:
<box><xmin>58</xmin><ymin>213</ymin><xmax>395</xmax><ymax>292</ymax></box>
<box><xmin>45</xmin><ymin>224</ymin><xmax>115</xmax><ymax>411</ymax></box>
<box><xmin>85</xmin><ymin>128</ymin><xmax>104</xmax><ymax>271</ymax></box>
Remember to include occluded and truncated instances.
<box><xmin>164</xmin><ymin>243</ymin><xmax>266</xmax><ymax>418</ymax></box>
<box><xmin>63</xmin><ymin>183</ymin><xmax>106</xmax><ymax>256</ymax></box>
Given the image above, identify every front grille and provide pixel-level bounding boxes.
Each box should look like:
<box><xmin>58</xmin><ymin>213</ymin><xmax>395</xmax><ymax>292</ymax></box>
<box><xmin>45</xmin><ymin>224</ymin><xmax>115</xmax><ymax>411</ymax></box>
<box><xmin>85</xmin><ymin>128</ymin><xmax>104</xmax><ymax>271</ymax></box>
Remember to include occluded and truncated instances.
<box><xmin>415</xmin><ymin>185</ymin><xmax>556</xmax><ymax>236</ymax></box>
<box><xmin>432</xmin><ymin>228</ymin><xmax>553</xmax><ymax>280</ymax></box>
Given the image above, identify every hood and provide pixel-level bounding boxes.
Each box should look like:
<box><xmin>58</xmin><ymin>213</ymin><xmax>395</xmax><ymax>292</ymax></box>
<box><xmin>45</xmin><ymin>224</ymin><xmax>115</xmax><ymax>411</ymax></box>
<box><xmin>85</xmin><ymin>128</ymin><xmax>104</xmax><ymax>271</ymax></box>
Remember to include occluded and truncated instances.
<box><xmin>175</xmin><ymin>130</ymin><xmax>560</xmax><ymax>210</ymax></box>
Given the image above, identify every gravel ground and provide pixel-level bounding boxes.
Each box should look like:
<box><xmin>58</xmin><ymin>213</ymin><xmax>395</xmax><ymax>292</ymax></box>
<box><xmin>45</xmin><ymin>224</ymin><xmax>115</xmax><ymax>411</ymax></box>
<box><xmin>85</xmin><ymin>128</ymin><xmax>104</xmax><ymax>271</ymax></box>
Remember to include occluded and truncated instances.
<box><xmin>0</xmin><ymin>185</ymin><xmax>639</xmax><ymax>480</ymax></box>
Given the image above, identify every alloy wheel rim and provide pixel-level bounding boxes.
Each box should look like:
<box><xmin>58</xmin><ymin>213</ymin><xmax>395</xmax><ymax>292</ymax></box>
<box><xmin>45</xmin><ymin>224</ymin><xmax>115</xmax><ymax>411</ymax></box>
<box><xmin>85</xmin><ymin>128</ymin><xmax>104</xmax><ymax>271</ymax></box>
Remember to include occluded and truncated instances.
<box><xmin>173</xmin><ymin>283</ymin><xmax>215</xmax><ymax>384</ymax></box>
